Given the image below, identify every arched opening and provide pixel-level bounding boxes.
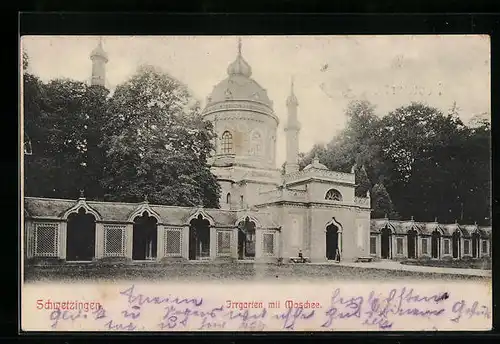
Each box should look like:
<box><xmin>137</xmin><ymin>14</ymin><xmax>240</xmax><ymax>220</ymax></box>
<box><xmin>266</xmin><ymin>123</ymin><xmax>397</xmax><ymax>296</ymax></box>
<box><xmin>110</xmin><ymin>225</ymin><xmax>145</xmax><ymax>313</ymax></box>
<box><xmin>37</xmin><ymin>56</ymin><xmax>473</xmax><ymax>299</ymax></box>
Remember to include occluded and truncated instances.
<box><xmin>221</xmin><ymin>131</ymin><xmax>233</xmax><ymax>154</ymax></box>
<box><xmin>452</xmin><ymin>231</ymin><xmax>460</xmax><ymax>259</ymax></box>
<box><xmin>66</xmin><ymin>208</ymin><xmax>96</xmax><ymax>262</ymax></box>
<box><xmin>189</xmin><ymin>214</ymin><xmax>211</xmax><ymax>260</ymax></box>
<box><xmin>226</xmin><ymin>193</ymin><xmax>231</xmax><ymax>205</ymax></box>
<box><xmin>250</xmin><ymin>131</ymin><xmax>262</xmax><ymax>156</ymax></box>
<box><xmin>472</xmin><ymin>232</ymin><xmax>480</xmax><ymax>258</ymax></box>
<box><xmin>132</xmin><ymin>211</ymin><xmax>158</xmax><ymax>261</ymax></box>
<box><xmin>407</xmin><ymin>229</ymin><xmax>418</xmax><ymax>259</ymax></box>
<box><xmin>431</xmin><ymin>229</ymin><xmax>441</xmax><ymax>259</ymax></box>
<box><xmin>237</xmin><ymin>217</ymin><xmax>256</xmax><ymax>260</ymax></box>
<box><xmin>380</xmin><ymin>226</ymin><xmax>391</xmax><ymax>259</ymax></box>
<box><xmin>325</xmin><ymin>189</ymin><xmax>342</xmax><ymax>201</ymax></box>
<box><xmin>326</xmin><ymin>223</ymin><xmax>340</xmax><ymax>261</ymax></box>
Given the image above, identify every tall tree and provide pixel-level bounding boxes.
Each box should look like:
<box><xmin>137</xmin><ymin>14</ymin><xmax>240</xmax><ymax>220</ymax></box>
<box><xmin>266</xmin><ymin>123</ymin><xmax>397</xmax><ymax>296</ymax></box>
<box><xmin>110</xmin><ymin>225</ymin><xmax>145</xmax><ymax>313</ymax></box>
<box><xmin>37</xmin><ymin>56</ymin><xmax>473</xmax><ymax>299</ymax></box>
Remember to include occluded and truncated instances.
<box><xmin>371</xmin><ymin>181</ymin><xmax>398</xmax><ymax>219</ymax></box>
<box><xmin>354</xmin><ymin>164</ymin><xmax>371</xmax><ymax>198</ymax></box>
<box><xmin>101</xmin><ymin>65</ymin><xmax>220</xmax><ymax>207</ymax></box>
<box><xmin>23</xmin><ymin>76</ymin><xmax>110</xmax><ymax>199</ymax></box>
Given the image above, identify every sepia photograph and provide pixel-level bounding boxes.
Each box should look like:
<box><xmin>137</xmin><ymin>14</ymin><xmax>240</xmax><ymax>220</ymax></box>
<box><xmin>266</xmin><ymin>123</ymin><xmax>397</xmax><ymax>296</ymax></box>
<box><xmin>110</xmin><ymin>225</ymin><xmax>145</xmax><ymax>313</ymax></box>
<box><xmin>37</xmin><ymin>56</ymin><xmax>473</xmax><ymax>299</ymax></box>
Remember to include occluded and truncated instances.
<box><xmin>20</xmin><ymin>35</ymin><xmax>491</xmax><ymax>331</ymax></box>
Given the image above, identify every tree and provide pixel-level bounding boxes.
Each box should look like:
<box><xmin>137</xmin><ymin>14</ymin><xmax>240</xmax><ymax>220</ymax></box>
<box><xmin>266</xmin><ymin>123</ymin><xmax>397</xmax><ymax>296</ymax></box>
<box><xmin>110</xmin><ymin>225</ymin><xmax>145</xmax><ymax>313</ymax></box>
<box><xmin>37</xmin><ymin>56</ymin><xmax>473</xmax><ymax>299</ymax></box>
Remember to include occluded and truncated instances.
<box><xmin>354</xmin><ymin>164</ymin><xmax>371</xmax><ymax>198</ymax></box>
<box><xmin>371</xmin><ymin>181</ymin><xmax>398</xmax><ymax>219</ymax></box>
<box><xmin>22</xmin><ymin>51</ymin><xmax>28</xmax><ymax>70</ymax></box>
<box><xmin>101</xmin><ymin>65</ymin><xmax>220</xmax><ymax>207</ymax></box>
<box><xmin>23</xmin><ymin>76</ymin><xmax>110</xmax><ymax>199</ymax></box>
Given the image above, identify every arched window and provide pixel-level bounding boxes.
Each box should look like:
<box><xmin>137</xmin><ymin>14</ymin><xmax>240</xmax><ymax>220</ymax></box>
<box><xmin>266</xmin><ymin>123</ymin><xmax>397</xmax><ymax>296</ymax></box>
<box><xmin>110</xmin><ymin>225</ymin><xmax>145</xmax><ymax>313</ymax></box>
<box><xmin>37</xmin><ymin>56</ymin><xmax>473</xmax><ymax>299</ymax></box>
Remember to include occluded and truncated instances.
<box><xmin>250</xmin><ymin>131</ymin><xmax>262</xmax><ymax>156</ymax></box>
<box><xmin>325</xmin><ymin>189</ymin><xmax>342</xmax><ymax>201</ymax></box>
<box><xmin>226</xmin><ymin>193</ymin><xmax>231</xmax><ymax>205</ymax></box>
<box><xmin>221</xmin><ymin>131</ymin><xmax>233</xmax><ymax>154</ymax></box>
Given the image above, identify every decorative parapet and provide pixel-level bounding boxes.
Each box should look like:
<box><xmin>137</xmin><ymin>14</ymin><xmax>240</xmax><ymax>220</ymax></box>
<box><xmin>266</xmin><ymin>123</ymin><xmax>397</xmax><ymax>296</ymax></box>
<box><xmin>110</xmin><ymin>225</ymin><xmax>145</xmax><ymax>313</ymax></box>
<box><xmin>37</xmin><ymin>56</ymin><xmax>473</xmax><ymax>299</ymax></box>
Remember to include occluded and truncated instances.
<box><xmin>354</xmin><ymin>196</ymin><xmax>370</xmax><ymax>208</ymax></box>
<box><xmin>284</xmin><ymin>168</ymin><xmax>355</xmax><ymax>185</ymax></box>
<box><xmin>259</xmin><ymin>188</ymin><xmax>308</xmax><ymax>204</ymax></box>
<box><xmin>202</xmin><ymin>100</ymin><xmax>278</xmax><ymax>123</ymax></box>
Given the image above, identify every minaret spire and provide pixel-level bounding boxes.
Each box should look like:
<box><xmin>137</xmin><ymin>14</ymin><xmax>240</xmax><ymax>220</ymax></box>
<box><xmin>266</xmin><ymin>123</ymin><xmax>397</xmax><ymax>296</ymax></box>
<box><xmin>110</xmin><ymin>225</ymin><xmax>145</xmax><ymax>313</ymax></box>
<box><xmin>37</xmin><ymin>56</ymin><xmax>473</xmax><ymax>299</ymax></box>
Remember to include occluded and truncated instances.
<box><xmin>284</xmin><ymin>76</ymin><xmax>301</xmax><ymax>175</ymax></box>
<box><xmin>90</xmin><ymin>36</ymin><xmax>108</xmax><ymax>87</ymax></box>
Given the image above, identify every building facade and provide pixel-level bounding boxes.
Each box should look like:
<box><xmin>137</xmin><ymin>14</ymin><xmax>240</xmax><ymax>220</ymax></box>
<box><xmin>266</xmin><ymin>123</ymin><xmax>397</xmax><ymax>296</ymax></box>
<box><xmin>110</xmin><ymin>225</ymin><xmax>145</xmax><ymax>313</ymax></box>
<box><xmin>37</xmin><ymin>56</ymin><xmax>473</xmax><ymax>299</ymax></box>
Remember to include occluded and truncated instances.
<box><xmin>22</xmin><ymin>39</ymin><xmax>491</xmax><ymax>265</ymax></box>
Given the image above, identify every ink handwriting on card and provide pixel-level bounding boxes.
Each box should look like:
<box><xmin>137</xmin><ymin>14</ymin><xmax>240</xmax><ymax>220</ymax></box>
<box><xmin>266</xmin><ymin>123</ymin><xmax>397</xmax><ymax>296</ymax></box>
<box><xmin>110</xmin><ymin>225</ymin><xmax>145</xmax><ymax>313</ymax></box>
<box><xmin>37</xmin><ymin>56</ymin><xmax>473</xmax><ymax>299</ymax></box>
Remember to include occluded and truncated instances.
<box><xmin>46</xmin><ymin>285</ymin><xmax>490</xmax><ymax>331</ymax></box>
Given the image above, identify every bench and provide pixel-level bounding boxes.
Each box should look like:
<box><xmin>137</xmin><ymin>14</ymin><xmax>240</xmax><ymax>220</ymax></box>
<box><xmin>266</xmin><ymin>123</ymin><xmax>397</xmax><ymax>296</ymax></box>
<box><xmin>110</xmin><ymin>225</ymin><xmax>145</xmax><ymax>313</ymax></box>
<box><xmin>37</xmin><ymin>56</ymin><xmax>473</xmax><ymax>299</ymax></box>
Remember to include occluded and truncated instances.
<box><xmin>356</xmin><ymin>256</ymin><xmax>374</xmax><ymax>263</ymax></box>
<box><xmin>289</xmin><ymin>257</ymin><xmax>311</xmax><ymax>263</ymax></box>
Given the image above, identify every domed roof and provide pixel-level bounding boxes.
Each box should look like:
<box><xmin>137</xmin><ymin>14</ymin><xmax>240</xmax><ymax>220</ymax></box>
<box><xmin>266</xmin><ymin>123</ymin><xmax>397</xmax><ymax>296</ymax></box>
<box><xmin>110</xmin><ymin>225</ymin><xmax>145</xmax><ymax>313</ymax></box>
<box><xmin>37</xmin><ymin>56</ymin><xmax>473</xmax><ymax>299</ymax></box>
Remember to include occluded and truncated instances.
<box><xmin>206</xmin><ymin>39</ymin><xmax>272</xmax><ymax>108</ymax></box>
<box><xmin>304</xmin><ymin>154</ymin><xmax>328</xmax><ymax>171</ymax></box>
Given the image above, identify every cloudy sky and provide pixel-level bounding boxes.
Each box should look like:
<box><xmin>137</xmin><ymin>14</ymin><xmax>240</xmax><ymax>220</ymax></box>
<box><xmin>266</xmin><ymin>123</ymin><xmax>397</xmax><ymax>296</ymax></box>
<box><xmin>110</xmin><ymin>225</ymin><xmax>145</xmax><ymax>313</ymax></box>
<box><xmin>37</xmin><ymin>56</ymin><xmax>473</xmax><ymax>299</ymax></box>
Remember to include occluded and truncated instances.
<box><xmin>21</xmin><ymin>35</ymin><xmax>490</xmax><ymax>166</ymax></box>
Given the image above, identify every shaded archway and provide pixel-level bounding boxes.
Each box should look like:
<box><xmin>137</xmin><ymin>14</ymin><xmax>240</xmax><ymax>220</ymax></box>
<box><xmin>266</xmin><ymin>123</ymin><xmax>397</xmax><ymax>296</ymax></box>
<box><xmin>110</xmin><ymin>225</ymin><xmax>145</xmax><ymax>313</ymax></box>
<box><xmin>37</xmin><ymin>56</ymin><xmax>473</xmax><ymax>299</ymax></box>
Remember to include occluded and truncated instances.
<box><xmin>472</xmin><ymin>232</ymin><xmax>480</xmax><ymax>258</ymax></box>
<box><xmin>431</xmin><ymin>229</ymin><xmax>441</xmax><ymax>259</ymax></box>
<box><xmin>237</xmin><ymin>217</ymin><xmax>256</xmax><ymax>259</ymax></box>
<box><xmin>66</xmin><ymin>208</ymin><xmax>96</xmax><ymax>261</ymax></box>
<box><xmin>452</xmin><ymin>231</ymin><xmax>460</xmax><ymax>259</ymax></box>
<box><xmin>326</xmin><ymin>223</ymin><xmax>339</xmax><ymax>260</ymax></box>
<box><xmin>407</xmin><ymin>229</ymin><xmax>418</xmax><ymax>259</ymax></box>
<box><xmin>380</xmin><ymin>227</ymin><xmax>391</xmax><ymax>259</ymax></box>
<box><xmin>189</xmin><ymin>214</ymin><xmax>211</xmax><ymax>260</ymax></box>
<box><xmin>132</xmin><ymin>211</ymin><xmax>158</xmax><ymax>260</ymax></box>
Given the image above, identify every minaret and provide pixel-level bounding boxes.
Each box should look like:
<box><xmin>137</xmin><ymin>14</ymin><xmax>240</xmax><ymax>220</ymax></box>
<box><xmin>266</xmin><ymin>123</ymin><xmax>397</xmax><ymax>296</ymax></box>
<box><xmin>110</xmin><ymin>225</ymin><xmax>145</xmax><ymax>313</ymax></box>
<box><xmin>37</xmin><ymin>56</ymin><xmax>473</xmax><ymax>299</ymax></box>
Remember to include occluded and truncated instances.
<box><xmin>284</xmin><ymin>77</ymin><xmax>301</xmax><ymax>175</ymax></box>
<box><xmin>90</xmin><ymin>37</ymin><xmax>108</xmax><ymax>87</ymax></box>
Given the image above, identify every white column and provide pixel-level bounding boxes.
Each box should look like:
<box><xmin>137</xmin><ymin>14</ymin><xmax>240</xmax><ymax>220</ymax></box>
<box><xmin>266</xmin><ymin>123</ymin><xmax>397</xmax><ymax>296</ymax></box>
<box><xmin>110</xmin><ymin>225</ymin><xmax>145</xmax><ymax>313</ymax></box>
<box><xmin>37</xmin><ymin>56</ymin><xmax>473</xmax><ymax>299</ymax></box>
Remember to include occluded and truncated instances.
<box><xmin>338</xmin><ymin>230</ymin><xmax>343</xmax><ymax>257</ymax></box>
<box><xmin>232</xmin><ymin>227</ymin><xmax>238</xmax><ymax>259</ymax></box>
<box><xmin>59</xmin><ymin>222</ymin><xmax>67</xmax><ymax>260</ymax></box>
<box><xmin>390</xmin><ymin>234</ymin><xmax>395</xmax><ymax>258</ymax></box>
<box><xmin>182</xmin><ymin>226</ymin><xmax>190</xmax><ymax>260</ymax></box>
<box><xmin>210</xmin><ymin>227</ymin><xmax>217</xmax><ymax>259</ymax></box>
<box><xmin>125</xmin><ymin>224</ymin><xmax>133</xmax><ymax>259</ymax></box>
<box><xmin>95</xmin><ymin>223</ymin><xmax>104</xmax><ymax>259</ymax></box>
<box><xmin>403</xmin><ymin>236</ymin><xmax>408</xmax><ymax>257</ymax></box>
<box><xmin>255</xmin><ymin>228</ymin><xmax>262</xmax><ymax>260</ymax></box>
<box><xmin>25</xmin><ymin>221</ymin><xmax>33</xmax><ymax>259</ymax></box>
<box><xmin>157</xmin><ymin>225</ymin><xmax>165</xmax><ymax>260</ymax></box>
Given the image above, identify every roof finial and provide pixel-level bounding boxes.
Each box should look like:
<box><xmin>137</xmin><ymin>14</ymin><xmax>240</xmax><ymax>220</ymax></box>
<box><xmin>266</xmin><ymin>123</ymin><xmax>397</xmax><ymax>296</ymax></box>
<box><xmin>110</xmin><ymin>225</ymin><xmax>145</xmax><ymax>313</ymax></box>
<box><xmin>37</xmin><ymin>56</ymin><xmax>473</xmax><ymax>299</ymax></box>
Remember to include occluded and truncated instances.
<box><xmin>434</xmin><ymin>216</ymin><xmax>438</xmax><ymax>223</ymax></box>
<box><xmin>410</xmin><ymin>216</ymin><xmax>414</xmax><ymax>221</ymax></box>
<box><xmin>291</xmin><ymin>75</ymin><xmax>295</xmax><ymax>94</ymax></box>
<box><xmin>384</xmin><ymin>213</ymin><xmax>388</xmax><ymax>219</ymax></box>
<box><xmin>238</xmin><ymin>37</ymin><xmax>242</xmax><ymax>56</ymax></box>
<box><xmin>79</xmin><ymin>189</ymin><xmax>85</xmax><ymax>199</ymax></box>
<box><xmin>98</xmin><ymin>36</ymin><xmax>103</xmax><ymax>47</ymax></box>
<box><xmin>143</xmin><ymin>194</ymin><xmax>148</xmax><ymax>203</ymax></box>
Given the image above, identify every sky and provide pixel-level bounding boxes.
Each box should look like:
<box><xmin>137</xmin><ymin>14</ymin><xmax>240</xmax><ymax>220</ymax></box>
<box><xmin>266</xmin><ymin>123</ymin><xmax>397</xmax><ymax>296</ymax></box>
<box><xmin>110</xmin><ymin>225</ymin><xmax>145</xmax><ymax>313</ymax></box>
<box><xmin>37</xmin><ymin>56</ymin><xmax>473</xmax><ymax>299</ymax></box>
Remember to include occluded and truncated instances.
<box><xmin>21</xmin><ymin>35</ymin><xmax>491</xmax><ymax>167</ymax></box>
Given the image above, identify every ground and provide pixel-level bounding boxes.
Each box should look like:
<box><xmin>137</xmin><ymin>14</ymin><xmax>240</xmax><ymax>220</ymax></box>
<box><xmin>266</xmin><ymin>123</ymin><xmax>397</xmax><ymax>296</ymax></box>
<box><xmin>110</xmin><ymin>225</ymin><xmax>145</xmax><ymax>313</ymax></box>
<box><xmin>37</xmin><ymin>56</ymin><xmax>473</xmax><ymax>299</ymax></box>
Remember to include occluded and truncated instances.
<box><xmin>24</xmin><ymin>262</ymin><xmax>490</xmax><ymax>283</ymax></box>
<box><xmin>400</xmin><ymin>258</ymin><xmax>491</xmax><ymax>270</ymax></box>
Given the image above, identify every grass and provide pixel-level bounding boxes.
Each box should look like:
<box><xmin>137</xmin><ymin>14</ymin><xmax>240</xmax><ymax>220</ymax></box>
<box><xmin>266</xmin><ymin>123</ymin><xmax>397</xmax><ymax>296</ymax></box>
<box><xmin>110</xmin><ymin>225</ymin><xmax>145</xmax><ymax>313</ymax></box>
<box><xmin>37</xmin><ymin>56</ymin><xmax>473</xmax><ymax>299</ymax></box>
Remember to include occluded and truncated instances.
<box><xmin>23</xmin><ymin>262</ymin><xmax>490</xmax><ymax>283</ymax></box>
<box><xmin>400</xmin><ymin>258</ymin><xmax>492</xmax><ymax>270</ymax></box>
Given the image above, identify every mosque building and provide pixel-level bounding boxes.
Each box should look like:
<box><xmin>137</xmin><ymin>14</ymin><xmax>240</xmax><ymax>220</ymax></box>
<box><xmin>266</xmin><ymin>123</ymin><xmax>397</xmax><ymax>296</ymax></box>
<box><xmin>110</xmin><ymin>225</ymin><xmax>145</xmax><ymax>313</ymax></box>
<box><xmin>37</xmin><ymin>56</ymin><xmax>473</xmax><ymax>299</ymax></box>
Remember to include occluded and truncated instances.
<box><xmin>23</xmin><ymin>39</ymin><xmax>491</xmax><ymax>265</ymax></box>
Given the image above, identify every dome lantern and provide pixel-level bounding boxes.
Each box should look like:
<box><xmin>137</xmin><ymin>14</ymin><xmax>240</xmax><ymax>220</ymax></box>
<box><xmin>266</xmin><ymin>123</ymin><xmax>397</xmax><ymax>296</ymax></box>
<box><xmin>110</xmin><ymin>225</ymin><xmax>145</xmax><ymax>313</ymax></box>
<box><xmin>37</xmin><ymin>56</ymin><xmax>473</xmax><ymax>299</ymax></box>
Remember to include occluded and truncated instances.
<box><xmin>226</xmin><ymin>38</ymin><xmax>252</xmax><ymax>78</ymax></box>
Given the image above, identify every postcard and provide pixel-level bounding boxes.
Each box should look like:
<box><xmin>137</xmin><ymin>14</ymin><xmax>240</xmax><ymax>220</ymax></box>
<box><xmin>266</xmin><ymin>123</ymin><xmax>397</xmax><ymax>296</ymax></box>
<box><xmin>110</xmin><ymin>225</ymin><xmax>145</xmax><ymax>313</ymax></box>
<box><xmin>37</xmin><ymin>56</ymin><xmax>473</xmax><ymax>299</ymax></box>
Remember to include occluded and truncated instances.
<box><xmin>20</xmin><ymin>35</ymin><xmax>492</xmax><ymax>331</ymax></box>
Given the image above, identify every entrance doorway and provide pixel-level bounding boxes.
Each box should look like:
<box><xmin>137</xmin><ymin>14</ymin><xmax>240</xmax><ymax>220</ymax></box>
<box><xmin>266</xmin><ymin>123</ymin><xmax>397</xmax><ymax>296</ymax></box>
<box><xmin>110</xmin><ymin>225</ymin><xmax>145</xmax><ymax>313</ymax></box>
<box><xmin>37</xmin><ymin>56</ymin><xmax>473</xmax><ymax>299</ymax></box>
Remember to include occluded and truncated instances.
<box><xmin>237</xmin><ymin>217</ymin><xmax>256</xmax><ymax>259</ymax></box>
<box><xmin>189</xmin><ymin>214</ymin><xmax>211</xmax><ymax>260</ymax></box>
<box><xmin>66</xmin><ymin>208</ymin><xmax>96</xmax><ymax>261</ymax></box>
<box><xmin>452</xmin><ymin>231</ymin><xmax>460</xmax><ymax>258</ymax></box>
<box><xmin>380</xmin><ymin>227</ymin><xmax>391</xmax><ymax>259</ymax></box>
<box><xmin>132</xmin><ymin>211</ymin><xmax>158</xmax><ymax>260</ymax></box>
<box><xmin>326</xmin><ymin>223</ymin><xmax>339</xmax><ymax>260</ymax></box>
<box><xmin>431</xmin><ymin>229</ymin><xmax>441</xmax><ymax>259</ymax></box>
<box><xmin>472</xmin><ymin>232</ymin><xmax>480</xmax><ymax>258</ymax></box>
<box><xmin>407</xmin><ymin>229</ymin><xmax>417</xmax><ymax>259</ymax></box>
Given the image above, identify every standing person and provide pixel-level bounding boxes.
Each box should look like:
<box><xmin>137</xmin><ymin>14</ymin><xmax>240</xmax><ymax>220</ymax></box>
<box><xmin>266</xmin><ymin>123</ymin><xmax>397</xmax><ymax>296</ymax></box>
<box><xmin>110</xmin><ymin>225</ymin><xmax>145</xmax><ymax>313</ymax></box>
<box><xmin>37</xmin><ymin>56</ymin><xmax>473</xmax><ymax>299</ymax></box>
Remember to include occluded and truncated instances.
<box><xmin>335</xmin><ymin>248</ymin><xmax>341</xmax><ymax>262</ymax></box>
